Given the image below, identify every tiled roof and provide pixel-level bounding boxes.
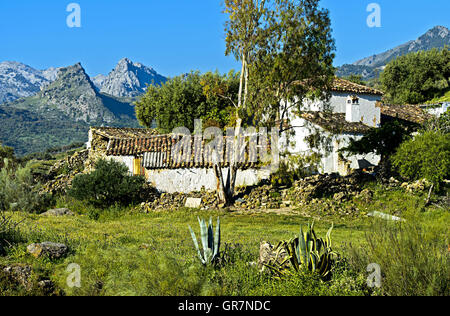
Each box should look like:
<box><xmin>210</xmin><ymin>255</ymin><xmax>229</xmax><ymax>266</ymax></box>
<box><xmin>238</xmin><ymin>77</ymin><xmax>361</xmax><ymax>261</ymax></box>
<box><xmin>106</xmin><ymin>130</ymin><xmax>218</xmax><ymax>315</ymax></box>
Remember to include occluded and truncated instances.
<box><xmin>293</xmin><ymin>77</ymin><xmax>384</xmax><ymax>96</ymax></box>
<box><xmin>106</xmin><ymin>135</ymin><xmax>173</xmax><ymax>156</ymax></box>
<box><xmin>331</xmin><ymin>78</ymin><xmax>383</xmax><ymax>96</ymax></box>
<box><xmin>300</xmin><ymin>112</ymin><xmax>373</xmax><ymax>134</ymax></box>
<box><xmin>91</xmin><ymin>126</ymin><xmax>159</xmax><ymax>139</ymax></box>
<box><xmin>379</xmin><ymin>104</ymin><xmax>431</xmax><ymax>124</ymax></box>
<box><xmin>92</xmin><ymin>127</ymin><xmax>270</xmax><ymax>169</ymax></box>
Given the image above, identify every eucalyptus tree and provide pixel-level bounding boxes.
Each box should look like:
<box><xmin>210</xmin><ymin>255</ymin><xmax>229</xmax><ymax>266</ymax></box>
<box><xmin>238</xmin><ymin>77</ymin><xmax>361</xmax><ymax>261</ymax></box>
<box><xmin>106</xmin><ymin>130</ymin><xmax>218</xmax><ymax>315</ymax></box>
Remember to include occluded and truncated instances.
<box><xmin>216</xmin><ymin>0</ymin><xmax>336</xmax><ymax>205</ymax></box>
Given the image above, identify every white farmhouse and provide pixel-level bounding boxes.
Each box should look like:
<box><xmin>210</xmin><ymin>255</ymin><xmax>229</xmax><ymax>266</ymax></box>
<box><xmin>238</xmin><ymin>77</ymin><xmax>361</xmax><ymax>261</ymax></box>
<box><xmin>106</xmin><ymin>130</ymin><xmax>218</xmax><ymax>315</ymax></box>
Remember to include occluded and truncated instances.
<box><xmin>279</xmin><ymin>78</ymin><xmax>384</xmax><ymax>175</ymax></box>
<box><xmin>86</xmin><ymin>78</ymin><xmax>430</xmax><ymax>192</ymax></box>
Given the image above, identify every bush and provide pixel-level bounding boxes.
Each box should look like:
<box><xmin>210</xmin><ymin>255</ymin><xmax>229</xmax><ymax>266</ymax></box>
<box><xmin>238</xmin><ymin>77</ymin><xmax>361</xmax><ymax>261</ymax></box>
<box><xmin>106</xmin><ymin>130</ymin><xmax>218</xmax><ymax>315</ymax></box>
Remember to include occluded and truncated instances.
<box><xmin>0</xmin><ymin>159</ymin><xmax>52</xmax><ymax>213</ymax></box>
<box><xmin>392</xmin><ymin>131</ymin><xmax>450</xmax><ymax>189</ymax></box>
<box><xmin>0</xmin><ymin>144</ymin><xmax>17</xmax><ymax>170</ymax></box>
<box><xmin>346</xmin><ymin>220</ymin><xmax>449</xmax><ymax>296</ymax></box>
<box><xmin>68</xmin><ymin>159</ymin><xmax>146</xmax><ymax>207</ymax></box>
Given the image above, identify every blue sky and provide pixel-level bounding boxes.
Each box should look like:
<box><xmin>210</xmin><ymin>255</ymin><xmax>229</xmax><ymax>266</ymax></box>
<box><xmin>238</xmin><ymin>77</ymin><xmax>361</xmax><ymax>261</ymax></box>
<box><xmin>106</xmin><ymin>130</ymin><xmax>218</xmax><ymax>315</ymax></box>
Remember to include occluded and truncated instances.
<box><xmin>0</xmin><ymin>0</ymin><xmax>448</xmax><ymax>78</ymax></box>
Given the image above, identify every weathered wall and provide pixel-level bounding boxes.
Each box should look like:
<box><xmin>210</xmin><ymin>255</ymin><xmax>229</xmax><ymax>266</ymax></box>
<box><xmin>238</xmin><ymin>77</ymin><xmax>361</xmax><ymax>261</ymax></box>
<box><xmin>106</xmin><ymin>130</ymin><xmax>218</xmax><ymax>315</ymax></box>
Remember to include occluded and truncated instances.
<box><xmin>279</xmin><ymin>118</ymin><xmax>380</xmax><ymax>176</ymax></box>
<box><xmin>298</xmin><ymin>92</ymin><xmax>381</xmax><ymax>127</ymax></box>
<box><xmin>144</xmin><ymin>167</ymin><xmax>271</xmax><ymax>193</ymax></box>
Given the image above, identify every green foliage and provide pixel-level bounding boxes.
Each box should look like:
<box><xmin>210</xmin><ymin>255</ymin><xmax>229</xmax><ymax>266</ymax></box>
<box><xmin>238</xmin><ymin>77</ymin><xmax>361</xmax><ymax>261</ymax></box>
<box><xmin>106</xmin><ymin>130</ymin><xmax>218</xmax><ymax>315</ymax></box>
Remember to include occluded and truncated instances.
<box><xmin>135</xmin><ymin>71</ymin><xmax>238</xmax><ymax>133</ymax></box>
<box><xmin>0</xmin><ymin>159</ymin><xmax>52</xmax><ymax>213</ymax></box>
<box><xmin>0</xmin><ymin>144</ymin><xmax>17</xmax><ymax>170</ymax></box>
<box><xmin>68</xmin><ymin>159</ymin><xmax>146</xmax><ymax>208</ymax></box>
<box><xmin>270</xmin><ymin>154</ymin><xmax>319</xmax><ymax>188</ymax></box>
<box><xmin>266</xmin><ymin>222</ymin><xmax>340</xmax><ymax>280</ymax></box>
<box><xmin>235</xmin><ymin>0</ymin><xmax>336</xmax><ymax>126</ymax></box>
<box><xmin>189</xmin><ymin>217</ymin><xmax>221</xmax><ymax>266</ymax></box>
<box><xmin>346</xmin><ymin>220</ymin><xmax>449</xmax><ymax>296</ymax></box>
<box><xmin>381</xmin><ymin>47</ymin><xmax>450</xmax><ymax>104</ymax></box>
<box><xmin>392</xmin><ymin>130</ymin><xmax>450</xmax><ymax>189</ymax></box>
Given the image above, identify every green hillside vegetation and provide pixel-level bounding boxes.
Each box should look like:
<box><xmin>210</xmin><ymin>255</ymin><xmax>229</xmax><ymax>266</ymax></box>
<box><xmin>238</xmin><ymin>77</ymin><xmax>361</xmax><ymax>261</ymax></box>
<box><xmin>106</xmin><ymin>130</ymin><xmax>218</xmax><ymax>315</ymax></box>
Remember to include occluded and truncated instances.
<box><xmin>381</xmin><ymin>48</ymin><xmax>450</xmax><ymax>105</ymax></box>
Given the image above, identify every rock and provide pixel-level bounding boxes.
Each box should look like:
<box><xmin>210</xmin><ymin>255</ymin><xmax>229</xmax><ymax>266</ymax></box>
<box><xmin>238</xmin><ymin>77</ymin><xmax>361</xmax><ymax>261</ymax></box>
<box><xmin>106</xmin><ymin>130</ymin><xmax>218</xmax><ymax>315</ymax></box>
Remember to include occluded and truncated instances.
<box><xmin>185</xmin><ymin>198</ymin><xmax>202</xmax><ymax>209</ymax></box>
<box><xmin>27</xmin><ymin>242</ymin><xmax>68</xmax><ymax>259</ymax></box>
<box><xmin>258</xmin><ymin>241</ymin><xmax>288</xmax><ymax>272</ymax></box>
<box><xmin>41</xmin><ymin>208</ymin><xmax>74</xmax><ymax>217</ymax></box>
<box><xmin>2</xmin><ymin>265</ymin><xmax>33</xmax><ymax>290</ymax></box>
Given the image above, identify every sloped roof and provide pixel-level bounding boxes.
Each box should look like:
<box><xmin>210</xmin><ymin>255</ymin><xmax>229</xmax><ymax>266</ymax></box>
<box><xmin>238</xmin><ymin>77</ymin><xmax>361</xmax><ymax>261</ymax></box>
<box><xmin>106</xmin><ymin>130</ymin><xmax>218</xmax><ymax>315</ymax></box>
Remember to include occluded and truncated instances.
<box><xmin>379</xmin><ymin>104</ymin><xmax>431</xmax><ymax>124</ymax></box>
<box><xmin>91</xmin><ymin>126</ymin><xmax>159</xmax><ymax>139</ymax></box>
<box><xmin>300</xmin><ymin>112</ymin><xmax>373</xmax><ymax>134</ymax></box>
<box><xmin>331</xmin><ymin>78</ymin><xmax>384</xmax><ymax>96</ymax></box>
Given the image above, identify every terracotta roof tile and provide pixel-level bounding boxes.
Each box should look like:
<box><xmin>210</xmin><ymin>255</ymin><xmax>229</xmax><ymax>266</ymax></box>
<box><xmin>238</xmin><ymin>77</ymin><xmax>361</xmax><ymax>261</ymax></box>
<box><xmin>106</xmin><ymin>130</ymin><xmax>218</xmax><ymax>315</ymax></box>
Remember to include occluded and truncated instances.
<box><xmin>380</xmin><ymin>104</ymin><xmax>431</xmax><ymax>124</ymax></box>
<box><xmin>91</xmin><ymin>126</ymin><xmax>159</xmax><ymax>139</ymax></box>
<box><xmin>331</xmin><ymin>78</ymin><xmax>383</xmax><ymax>96</ymax></box>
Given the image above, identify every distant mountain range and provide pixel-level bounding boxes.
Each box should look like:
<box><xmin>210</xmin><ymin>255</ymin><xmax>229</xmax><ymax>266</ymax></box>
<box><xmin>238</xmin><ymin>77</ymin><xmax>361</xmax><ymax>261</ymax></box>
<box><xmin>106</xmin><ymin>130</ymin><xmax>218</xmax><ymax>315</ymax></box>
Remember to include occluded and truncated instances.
<box><xmin>0</xmin><ymin>59</ymin><xmax>167</xmax><ymax>155</ymax></box>
<box><xmin>337</xmin><ymin>26</ymin><xmax>450</xmax><ymax>80</ymax></box>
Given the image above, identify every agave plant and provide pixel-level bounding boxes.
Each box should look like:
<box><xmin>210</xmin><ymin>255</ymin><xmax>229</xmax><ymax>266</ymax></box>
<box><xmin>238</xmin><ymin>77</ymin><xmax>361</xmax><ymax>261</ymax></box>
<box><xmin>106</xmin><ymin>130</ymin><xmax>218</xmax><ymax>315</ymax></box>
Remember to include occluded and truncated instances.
<box><xmin>189</xmin><ymin>217</ymin><xmax>221</xmax><ymax>266</ymax></box>
<box><xmin>266</xmin><ymin>222</ymin><xmax>339</xmax><ymax>279</ymax></box>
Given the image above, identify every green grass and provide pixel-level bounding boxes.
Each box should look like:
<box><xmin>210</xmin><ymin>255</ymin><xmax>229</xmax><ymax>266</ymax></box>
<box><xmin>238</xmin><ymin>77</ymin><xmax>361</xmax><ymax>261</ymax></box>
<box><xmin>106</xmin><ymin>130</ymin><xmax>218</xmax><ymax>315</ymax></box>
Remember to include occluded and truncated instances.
<box><xmin>0</xmin><ymin>184</ymin><xmax>448</xmax><ymax>296</ymax></box>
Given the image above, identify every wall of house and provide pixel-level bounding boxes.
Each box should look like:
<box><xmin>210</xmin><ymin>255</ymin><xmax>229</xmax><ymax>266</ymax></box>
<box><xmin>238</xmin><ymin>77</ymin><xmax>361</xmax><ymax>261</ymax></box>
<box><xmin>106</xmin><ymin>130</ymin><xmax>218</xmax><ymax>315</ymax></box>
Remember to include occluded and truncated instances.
<box><xmin>107</xmin><ymin>156</ymin><xmax>135</xmax><ymax>175</ymax></box>
<box><xmin>296</xmin><ymin>92</ymin><xmax>381</xmax><ymax>127</ymax></box>
<box><xmin>106</xmin><ymin>154</ymin><xmax>270</xmax><ymax>193</ymax></box>
<box><xmin>279</xmin><ymin>118</ymin><xmax>380</xmax><ymax>176</ymax></box>
<box><xmin>144</xmin><ymin>168</ymin><xmax>271</xmax><ymax>193</ymax></box>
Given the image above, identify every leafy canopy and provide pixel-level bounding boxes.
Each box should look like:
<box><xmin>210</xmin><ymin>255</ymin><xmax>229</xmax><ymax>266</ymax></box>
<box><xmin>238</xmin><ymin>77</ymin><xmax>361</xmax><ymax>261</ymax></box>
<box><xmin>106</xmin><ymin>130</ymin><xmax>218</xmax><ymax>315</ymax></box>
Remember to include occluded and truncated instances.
<box><xmin>381</xmin><ymin>47</ymin><xmax>450</xmax><ymax>105</ymax></box>
<box><xmin>135</xmin><ymin>71</ymin><xmax>239</xmax><ymax>133</ymax></box>
<box><xmin>392</xmin><ymin>130</ymin><xmax>450</xmax><ymax>189</ymax></box>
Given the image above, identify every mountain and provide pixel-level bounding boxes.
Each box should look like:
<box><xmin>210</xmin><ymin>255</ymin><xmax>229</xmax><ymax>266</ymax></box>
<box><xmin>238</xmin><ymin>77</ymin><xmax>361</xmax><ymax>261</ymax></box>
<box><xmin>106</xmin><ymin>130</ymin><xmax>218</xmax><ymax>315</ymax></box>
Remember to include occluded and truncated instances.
<box><xmin>0</xmin><ymin>62</ymin><xmax>60</xmax><ymax>103</ymax></box>
<box><xmin>0</xmin><ymin>63</ymin><xmax>139</xmax><ymax>156</ymax></box>
<box><xmin>97</xmin><ymin>58</ymin><xmax>167</xmax><ymax>97</ymax></box>
<box><xmin>337</xmin><ymin>26</ymin><xmax>450</xmax><ymax>80</ymax></box>
<box><xmin>92</xmin><ymin>74</ymin><xmax>107</xmax><ymax>91</ymax></box>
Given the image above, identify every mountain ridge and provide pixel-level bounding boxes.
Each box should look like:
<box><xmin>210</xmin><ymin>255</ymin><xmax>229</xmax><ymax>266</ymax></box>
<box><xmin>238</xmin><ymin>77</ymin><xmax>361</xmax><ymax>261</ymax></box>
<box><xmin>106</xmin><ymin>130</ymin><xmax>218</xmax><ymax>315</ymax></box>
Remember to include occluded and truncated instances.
<box><xmin>0</xmin><ymin>62</ymin><xmax>140</xmax><ymax>155</ymax></box>
<box><xmin>337</xmin><ymin>25</ymin><xmax>450</xmax><ymax>80</ymax></box>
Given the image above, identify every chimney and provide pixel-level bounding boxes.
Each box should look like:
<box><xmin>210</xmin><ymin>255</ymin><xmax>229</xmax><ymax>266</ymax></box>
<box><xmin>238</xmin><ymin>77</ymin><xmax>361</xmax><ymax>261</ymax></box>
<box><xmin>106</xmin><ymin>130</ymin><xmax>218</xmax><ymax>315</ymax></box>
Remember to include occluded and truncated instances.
<box><xmin>346</xmin><ymin>96</ymin><xmax>361</xmax><ymax>123</ymax></box>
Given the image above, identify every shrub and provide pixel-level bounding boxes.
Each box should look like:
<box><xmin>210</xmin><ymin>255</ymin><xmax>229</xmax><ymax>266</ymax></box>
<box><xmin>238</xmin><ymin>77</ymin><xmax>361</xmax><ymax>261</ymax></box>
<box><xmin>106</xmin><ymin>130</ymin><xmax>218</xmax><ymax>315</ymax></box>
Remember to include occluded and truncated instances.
<box><xmin>346</xmin><ymin>220</ymin><xmax>449</xmax><ymax>296</ymax></box>
<box><xmin>392</xmin><ymin>131</ymin><xmax>450</xmax><ymax>189</ymax></box>
<box><xmin>265</xmin><ymin>222</ymin><xmax>340</xmax><ymax>281</ymax></box>
<box><xmin>0</xmin><ymin>159</ymin><xmax>52</xmax><ymax>213</ymax></box>
<box><xmin>0</xmin><ymin>144</ymin><xmax>17</xmax><ymax>170</ymax></box>
<box><xmin>68</xmin><ymin>159</ymin><xmax>146</xmax><ymax>207</ymax></box>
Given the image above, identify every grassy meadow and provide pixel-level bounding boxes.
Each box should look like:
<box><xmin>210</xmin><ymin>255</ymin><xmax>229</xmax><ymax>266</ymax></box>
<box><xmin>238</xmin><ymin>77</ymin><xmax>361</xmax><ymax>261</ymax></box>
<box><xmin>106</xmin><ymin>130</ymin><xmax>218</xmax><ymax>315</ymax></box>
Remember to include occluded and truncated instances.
<box><xmin>1</xmin><ymin>183</ymin><xmax>448</xmax><ymax>296</ymax></box>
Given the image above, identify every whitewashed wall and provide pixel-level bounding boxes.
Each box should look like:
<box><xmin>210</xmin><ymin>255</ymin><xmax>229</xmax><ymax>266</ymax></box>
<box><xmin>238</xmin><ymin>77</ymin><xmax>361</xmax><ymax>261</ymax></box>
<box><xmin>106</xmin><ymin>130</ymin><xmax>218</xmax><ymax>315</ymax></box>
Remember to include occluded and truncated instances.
<box><xmin>279</xmin><ymin>118</ymin><xmax>380</xmax><ymax>176</ymax></box>
<box><xmin>107</xmin><ymin>156</ymin><xmax>134</xmax><ymax>174</ymax></box>
<box><xmin>289</xmin><ymin>92</ymin><xmax>381</xmax><ymax>127</ymax></box>
<box><xmin>144</xmin><ymin>168</ymin><xmax>271</xmax><ymax>193</ymax></box>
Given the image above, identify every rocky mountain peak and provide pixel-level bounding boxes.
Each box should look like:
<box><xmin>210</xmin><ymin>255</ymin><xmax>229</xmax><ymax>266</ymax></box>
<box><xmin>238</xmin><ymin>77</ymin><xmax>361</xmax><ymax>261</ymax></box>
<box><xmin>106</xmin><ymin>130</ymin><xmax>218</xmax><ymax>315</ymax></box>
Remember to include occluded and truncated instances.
<box><xmin>0</xmin><ymin>61</ymin><xmax>53</xmax><ymax>103</ymax></box>
<box><xmin>99</xmin><ymin>58</ymin><xmax>166</xmax><ymax>98</ymax></box>
<box><xmin>424</xmin><ymin>25</ymin><xmax>449</xmax><ymax>39</ymax></box>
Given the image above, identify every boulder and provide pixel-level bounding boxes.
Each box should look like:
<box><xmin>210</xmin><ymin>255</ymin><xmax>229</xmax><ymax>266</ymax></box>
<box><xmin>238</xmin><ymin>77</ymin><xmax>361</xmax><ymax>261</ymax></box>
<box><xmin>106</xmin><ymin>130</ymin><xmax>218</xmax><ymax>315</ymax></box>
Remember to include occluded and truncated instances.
<box><xmin>2</xmin><ymin>265</ymin><xmax>33</xmax><ymax>290</ymax></box>
<box><xmin>185</xmin><ymin>198</ymin><xmax>202</xmax><ymax>209</ymax></box>
<box><xmin>27</xmin><ymin>242</ymin><xmax>68</xmax><ymax>259</ymax></box>
<box><xmin>41</xmin><ymin>208</ymin><xmax>74</xmax><ymax>217</ymax></box>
